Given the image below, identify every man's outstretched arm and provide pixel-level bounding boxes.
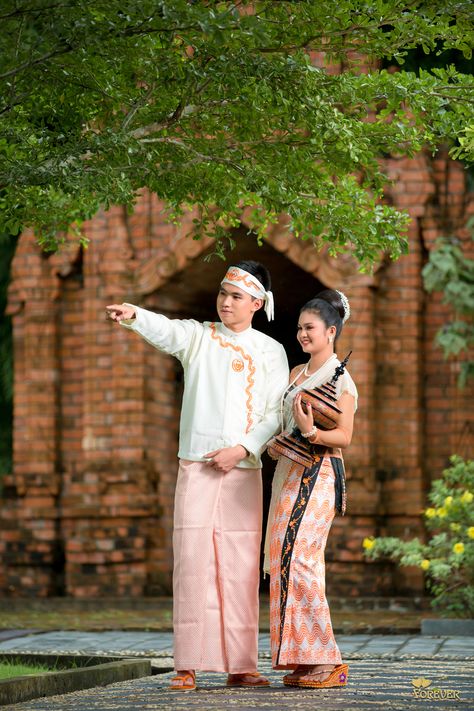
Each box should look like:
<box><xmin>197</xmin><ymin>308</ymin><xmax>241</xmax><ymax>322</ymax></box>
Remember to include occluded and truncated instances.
<box><xmin>106</xmin><ymin>304</ymin><xmax>136</xmax><ymax>322</ymax></box>
<box><xmin>106</xmin><ymin>303</ymin><xmax>199</xmax><ymax>361</ymax></box>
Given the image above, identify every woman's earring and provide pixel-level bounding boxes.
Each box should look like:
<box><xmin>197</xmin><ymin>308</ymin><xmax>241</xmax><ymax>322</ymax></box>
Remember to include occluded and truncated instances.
<box><xmin>328</xmin><ymin>335</ymin><xmax>334</xmax><ymax>344</ymax></box>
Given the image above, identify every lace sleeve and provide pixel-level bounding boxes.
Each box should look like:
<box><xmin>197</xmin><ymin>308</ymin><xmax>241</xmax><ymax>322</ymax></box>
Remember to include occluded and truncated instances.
<box><xmin>336</xmin><ymin>370</ymin><xmax>358</xmax><ymax>412</ymax></box>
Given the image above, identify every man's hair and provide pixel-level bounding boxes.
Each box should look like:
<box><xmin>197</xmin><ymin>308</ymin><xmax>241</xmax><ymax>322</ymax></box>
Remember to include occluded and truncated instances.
<box><xmin>230</xmin><ymin>260</ymin><xmax>271</xmax><ymax>291</ymax></box>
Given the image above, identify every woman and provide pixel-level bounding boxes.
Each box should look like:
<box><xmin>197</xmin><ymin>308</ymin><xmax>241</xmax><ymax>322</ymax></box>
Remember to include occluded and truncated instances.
<box><xmin>265</xmin><ymin>289</ymin><xmax>357</xmax><ymax>689</ymax></box>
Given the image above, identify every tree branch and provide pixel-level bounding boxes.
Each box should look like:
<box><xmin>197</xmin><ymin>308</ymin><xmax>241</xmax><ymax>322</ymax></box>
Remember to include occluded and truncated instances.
<box><xmin>137</xmin><ymin>136</ymin><xmax>245</xmax><ymax>174</ymax></box>
<box><xmin>129</xmin><ymin>96</ymin><xmax>234</xmax><ymax>138</ymax></box>
<box><xmin>0</xmin><ymin>90</ymin><xmax>30</xmax><ymax>116</ymax></box>
<box><xmin>0</xmin><ymin>44</ymin><xmax>72</xmax><ymax>80</ymax></box>
<box><xmin>0</xmin><ymin>3</ymin><xmax>77</xmax><ymax>21</ymax></box>
<box><xmin>121</xmin><ymin>84</ymin><xmax>156</xmax><ymax>131</ymax></box>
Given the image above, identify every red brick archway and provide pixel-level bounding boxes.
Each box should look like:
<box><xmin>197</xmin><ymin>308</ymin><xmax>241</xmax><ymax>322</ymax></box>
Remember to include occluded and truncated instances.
<box><xmin>2</xmin><ymin>151</ymin><xmax>472</xmax><ymax>597</ymax></box>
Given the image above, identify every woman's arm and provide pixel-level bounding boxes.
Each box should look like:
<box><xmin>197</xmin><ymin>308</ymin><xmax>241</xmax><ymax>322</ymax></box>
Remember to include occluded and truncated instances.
<box><xmin>293</xmin><ymin>390</ymin><xmax>355</xmax><ymax>449</ymax></box>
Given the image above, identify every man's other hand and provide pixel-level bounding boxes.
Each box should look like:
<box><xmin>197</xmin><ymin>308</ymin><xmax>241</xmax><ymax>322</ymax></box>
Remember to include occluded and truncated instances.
<box><xmin>204</xmin><ymin>445</ymin><xmax>248</xmax><ymax>473</ymax></box>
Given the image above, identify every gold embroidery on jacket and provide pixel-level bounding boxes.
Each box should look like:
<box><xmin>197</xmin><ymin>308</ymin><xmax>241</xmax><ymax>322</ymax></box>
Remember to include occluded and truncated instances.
<box><xmin>210</xmin><ymin>323</ymin><xmax>255</xmax><ymax>433</ymax></box>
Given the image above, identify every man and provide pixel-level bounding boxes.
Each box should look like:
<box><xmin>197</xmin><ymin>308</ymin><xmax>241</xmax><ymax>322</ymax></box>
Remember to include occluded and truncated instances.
<box><xmin>106</xmin><ymin>260</ymin><xmax>289</xmax><ymax>690</ymax></box>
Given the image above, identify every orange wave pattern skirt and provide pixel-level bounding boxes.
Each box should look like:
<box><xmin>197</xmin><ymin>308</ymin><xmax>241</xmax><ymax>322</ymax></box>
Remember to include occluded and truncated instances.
<box><xmin>270</xmin><ymin>456</ymin><xmax>342</xmax><ymax>669</ymax></box>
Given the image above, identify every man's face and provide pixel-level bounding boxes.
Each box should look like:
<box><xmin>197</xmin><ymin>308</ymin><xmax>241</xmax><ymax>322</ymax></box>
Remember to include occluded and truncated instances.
<box><xmin>216</xmin><ymin>283</ymin><xmax>262</xmax><ymax>331</ymax></box>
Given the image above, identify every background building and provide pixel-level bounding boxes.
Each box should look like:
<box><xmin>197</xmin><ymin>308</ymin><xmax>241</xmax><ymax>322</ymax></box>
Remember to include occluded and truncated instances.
<box><xmin>0</xmin><ymin>150</ymin><xmax>472</xmax><ymax>598</ymax></box>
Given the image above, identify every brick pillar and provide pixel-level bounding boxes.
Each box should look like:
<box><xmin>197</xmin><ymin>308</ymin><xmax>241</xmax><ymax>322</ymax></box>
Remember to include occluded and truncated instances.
<box><xmin>60</xmin><ymin>206</ymin><xmax>161</xmax><ymax>596</ymax></box>
<box><xmin>374</xmin><ymin>229</ymin><xmax>425</xmax><ymax>592</ymax></box>
<box><xmin>372</xmin><ymin>155</ymin><xmax>437</xmax><ymax>594</ymax></box>
<box><xmin>326</xmin><ymin>277</ymin><xmax>392</xmax><ymax>595</ymax></box>
<box><xmin>1</xmin><ymin>232</ymin><xmax>62</xmax><ymax>595</ymax></box>
<box><xmin>141</xmin><ymin>296</ymin><xmax>183</xmax><ymax>594</ymax></box>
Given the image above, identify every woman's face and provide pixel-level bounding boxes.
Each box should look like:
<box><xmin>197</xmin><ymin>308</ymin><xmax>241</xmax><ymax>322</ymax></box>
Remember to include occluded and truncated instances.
<box><xmin>297</xmin><ymin>310</ymin><xmax>334</xmax><ymax>354</ymax></box>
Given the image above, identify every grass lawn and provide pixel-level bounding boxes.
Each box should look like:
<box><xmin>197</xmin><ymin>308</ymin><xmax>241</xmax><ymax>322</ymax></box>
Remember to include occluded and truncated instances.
<box><xmin>0</xmin><ymin>602</ymin><xmax>426</xmax><ymax>633</ymax></box>
<box><xmin>0</xmin><ymin>661</ymin><xmax>52</xmax><ymax>679</ymax></box>
<box><xmin>0</xmin><ymin>606</ymin><xmax>174</xmax><ymax>632</ymax></box>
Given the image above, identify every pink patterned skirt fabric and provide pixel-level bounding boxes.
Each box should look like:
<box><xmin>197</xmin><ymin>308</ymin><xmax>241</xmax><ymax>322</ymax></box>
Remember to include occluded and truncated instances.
<box><xmin>173</xmin><ymin>459</ymin><xmax>262</xmax><ymax>673</ymax></box>
<box><xmin>270</xmin><ymin>455</ymin><xmax>342</xmax><ymax>669</ymax></box>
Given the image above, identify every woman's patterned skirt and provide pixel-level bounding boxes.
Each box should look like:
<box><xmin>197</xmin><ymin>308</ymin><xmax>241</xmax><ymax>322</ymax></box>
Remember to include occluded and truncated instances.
<box><xmin>270</xmin><ymin>455</ymin><xmax>342</xmax><ymax>669</ymax></box>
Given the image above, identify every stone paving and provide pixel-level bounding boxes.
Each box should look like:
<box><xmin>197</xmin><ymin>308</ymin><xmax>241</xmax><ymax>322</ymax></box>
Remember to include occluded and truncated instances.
<box><xmin>1</xmin><ymin>630</ymin><xmax>473</xmax><ymax>660</ymax></box>
<box><xmin>1</xmin><ymin>631</ymin><xmax>473</xmax><ymax>710</ymax></box>
<box><xmin>6</xmin><ymin>658</ymin><xmax>474</xmax><ymax>710</ymax></box>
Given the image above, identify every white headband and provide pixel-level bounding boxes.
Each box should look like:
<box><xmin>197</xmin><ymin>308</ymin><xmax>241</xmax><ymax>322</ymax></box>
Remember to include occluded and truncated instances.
<box><xmin>221</xmin><ymin>266</ymin><xmax>275</xmax><ymax>321</ymax></box>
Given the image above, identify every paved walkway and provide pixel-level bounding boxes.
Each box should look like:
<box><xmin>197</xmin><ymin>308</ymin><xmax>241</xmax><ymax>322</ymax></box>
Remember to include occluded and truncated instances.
<box><xmin>5</xmin><ymin>658</ymin><xmax>474</xmax><ymax>710</ymax></box>
<box><xmin>1</xmin><ymin>631</ymin><xmax>473</xmax><ymax>710</ymax></box>
<box><xmin>0</xmin><ymin>630</ymin><xmax>473</xmax><ymax>661</ymax></box>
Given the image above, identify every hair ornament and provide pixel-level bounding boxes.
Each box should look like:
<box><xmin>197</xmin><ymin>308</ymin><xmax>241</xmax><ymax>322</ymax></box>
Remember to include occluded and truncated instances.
<box><xmin>336</xmin><ymin>290</ymin><xmax>351</xmax><ymax>324</ymax></box>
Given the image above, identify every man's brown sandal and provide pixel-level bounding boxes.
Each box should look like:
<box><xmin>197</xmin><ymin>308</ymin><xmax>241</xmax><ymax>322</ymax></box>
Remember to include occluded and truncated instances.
<box><xmin>170</xmin><ymin>670</ymin><xmax>196</xmax><ymax>691</ymax></box>
<box><xmin>227</xmin><ymin>672</ymin><xmax>270</xmax><ymax>687</ymax></box>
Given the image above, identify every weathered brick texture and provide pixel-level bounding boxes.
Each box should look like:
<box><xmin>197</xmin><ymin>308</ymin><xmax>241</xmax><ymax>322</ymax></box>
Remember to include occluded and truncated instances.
<box><xmin>1</xmin><ymin>152</ymin><xmax>472</xmax><ymax>598</ymax></box>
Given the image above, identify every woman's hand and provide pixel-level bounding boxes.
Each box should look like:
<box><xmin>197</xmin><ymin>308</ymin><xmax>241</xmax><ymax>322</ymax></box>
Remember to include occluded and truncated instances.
<box><xmin>292</xmin><ymin>393</ymin><xmax>314</xmax><ymax>434</ymax></box>
<box><xmin>106</xmin><ymin>304</ymin><xmax>136</xmax><ymax>322</ymax></box>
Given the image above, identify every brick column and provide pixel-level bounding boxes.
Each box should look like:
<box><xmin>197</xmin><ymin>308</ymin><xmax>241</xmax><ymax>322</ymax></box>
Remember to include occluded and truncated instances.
<box><xmin>372</xmin><ymin>156</ymin><xmax>436</xmax><ymax>594</ymax></box>
<box><xmin>326</xmin><ymin>277</ymin><xmax>391</xmax><ymax>595</ymax></box>
<box><xmin>60</xmin><ymin>207</ymin><xmax>160</xmax><ymax>596</ymax></box>
<box><xmin>1</xmin><ymin>232</ymin><xmax>62</xmax><ymax>595</ymax></box>
<box><xmin>373</xmin><ymin>225</ymin><xmax>425</xmax><ymax>594</ymax></box>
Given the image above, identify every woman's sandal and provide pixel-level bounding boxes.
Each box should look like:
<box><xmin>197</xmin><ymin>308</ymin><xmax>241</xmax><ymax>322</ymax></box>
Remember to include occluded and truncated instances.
<box><xmin>284</xmin><ymin>664</ymin><xmax>336</xmax><ymax>687</ymax></box>
<box><xmin>282</xmin><ymin>665</ymin><xmax>308</xmax><ymax>684</ymax></box>
<box><xmin>170</xmin><ymin>670</ymin><xmax>196</xmax><ymax>691</ymax></box>
<box><xmin>227</xmin><ymin>672</ymin><xmax>270</xmax><ymax>687</ymax></box>
<box><xmin>288</xmin><ymin>663</ymin><xmax>349</xmax><ymax>689</ymax></box>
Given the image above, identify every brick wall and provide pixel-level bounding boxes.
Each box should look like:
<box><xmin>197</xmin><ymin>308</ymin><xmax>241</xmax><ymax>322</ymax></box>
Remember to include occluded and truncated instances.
<box><xmin>1</xmin><ymin>152</ymin><xmax>472</xmax><ymax>598</ymax></box>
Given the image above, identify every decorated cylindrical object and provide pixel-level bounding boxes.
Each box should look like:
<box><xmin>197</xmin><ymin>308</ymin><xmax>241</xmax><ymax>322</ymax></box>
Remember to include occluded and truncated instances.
<box><xmin>300</xmin><ymin>384</ymin><xmax>342</xmax><ymax>430</ymax></box>
<box><xmin>270</xmin><ymin>351</ymin><xmax>352</xmax><ymax>466</ymax></box>
<box><xmin>270</xmin><ymin>428</ymin><xmax>315</xmax><ymax>468</ymax></box>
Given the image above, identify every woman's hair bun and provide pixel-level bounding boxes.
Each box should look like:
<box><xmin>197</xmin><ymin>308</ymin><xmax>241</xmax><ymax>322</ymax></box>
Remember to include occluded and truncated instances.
<box><xmin>315</xmin><ymin>289</ymin><xmax>350</xmax><ymax>324</ymax></box>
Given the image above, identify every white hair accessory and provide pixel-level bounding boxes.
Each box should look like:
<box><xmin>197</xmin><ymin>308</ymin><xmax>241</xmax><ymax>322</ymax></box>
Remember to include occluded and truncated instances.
<box><xmin>221</xmin><ymin>266</ymin><xmax>275</xmax><ymax>321</ymax></box>
<box><xmin>336</xmin><ymin>290</ymin><xmax>351</xmax><ymax>324</ymax></box>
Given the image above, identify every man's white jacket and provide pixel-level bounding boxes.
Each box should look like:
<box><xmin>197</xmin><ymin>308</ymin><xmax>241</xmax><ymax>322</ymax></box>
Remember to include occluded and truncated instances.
<box><xmin>121</xmin><ymin>306</ymin><xmax>289</xmax><ymax>468</ymax></box>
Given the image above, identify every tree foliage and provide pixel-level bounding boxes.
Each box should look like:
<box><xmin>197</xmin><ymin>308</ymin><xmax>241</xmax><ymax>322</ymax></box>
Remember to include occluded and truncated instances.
<box><xmin>1</xmin><ymin>0</ymin><xmax>474</xmax><ymax>263</ymax></box>
<box><xmin>422</xmin><ymin>230</ymin><xmax>474</xmax><ymax>387</ymax></box>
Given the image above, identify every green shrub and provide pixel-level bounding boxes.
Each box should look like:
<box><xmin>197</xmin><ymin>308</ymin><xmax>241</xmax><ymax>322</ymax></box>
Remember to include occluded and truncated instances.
<box><xmin>363</xmin><ymin>456</ymin><xmax>474</xmax><ymax>617</ymax></box>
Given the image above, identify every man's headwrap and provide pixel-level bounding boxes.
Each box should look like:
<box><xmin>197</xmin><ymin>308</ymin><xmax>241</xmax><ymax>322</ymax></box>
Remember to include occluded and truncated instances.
<box><xmin>221</xmin><ymin>266</ymin><xmax>275</xmax><ymax>321</ymax></box>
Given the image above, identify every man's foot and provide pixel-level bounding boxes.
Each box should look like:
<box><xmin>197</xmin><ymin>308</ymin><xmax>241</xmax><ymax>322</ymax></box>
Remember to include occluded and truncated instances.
<box><xmin>227</xmin><ymin>672</ymin><xmax>270</xmax><ymax>687</ymax></box>
<box><xmin>170</xmin><ymin>669</ymin><xmax>196</xmax><ymax>691</ymax></box>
